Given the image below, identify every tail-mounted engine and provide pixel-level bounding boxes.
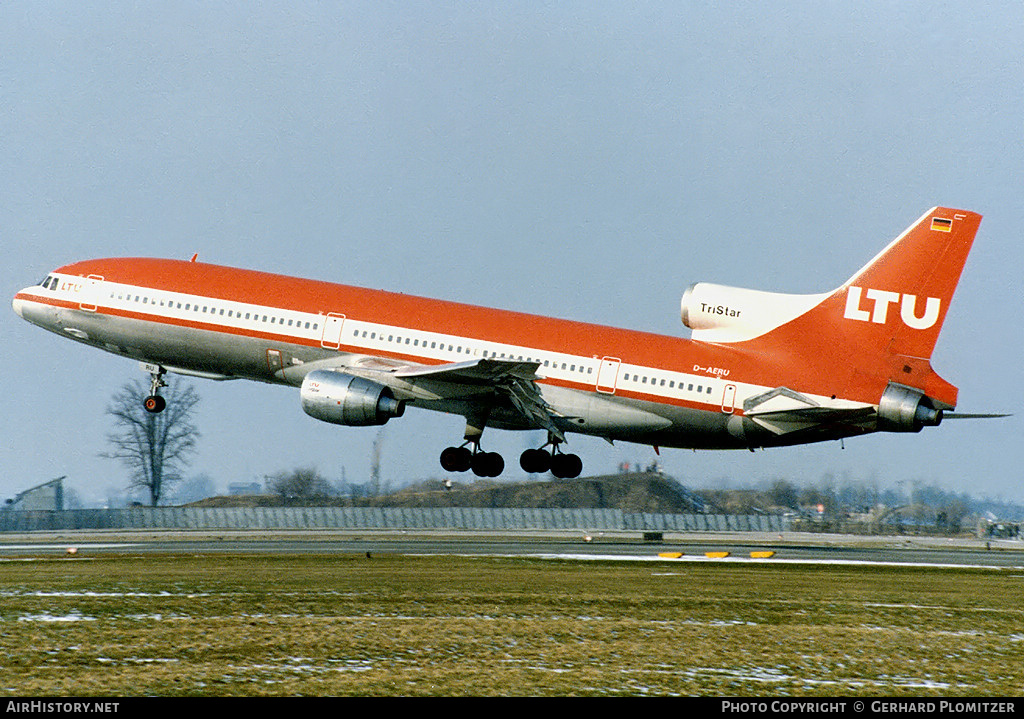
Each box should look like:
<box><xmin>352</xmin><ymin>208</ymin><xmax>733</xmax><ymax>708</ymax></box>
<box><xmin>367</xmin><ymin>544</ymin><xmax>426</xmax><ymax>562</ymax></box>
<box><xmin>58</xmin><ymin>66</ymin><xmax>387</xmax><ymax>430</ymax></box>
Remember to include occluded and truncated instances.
<box><xmin>681</xmin><ymin>282</ymin><xmax>827</xmax><ymax>343</ymax></box>
<box><xmin>877</xmin><ymin>383</ymin><xmax>943</xmax><ymax>433</ymax></box>
<box><xmin>301</xmin><ymin>370</ymin><xmax>405</xmax><ymax>426</ymax></box>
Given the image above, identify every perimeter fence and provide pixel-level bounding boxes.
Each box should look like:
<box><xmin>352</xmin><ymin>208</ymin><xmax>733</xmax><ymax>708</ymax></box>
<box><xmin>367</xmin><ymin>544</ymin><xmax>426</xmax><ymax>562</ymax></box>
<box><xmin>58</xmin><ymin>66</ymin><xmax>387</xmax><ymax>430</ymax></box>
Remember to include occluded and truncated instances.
<box><xmin>0</xmin><ymin>507</ymin><xmax>791</xmax><ymax>533</ymax></box>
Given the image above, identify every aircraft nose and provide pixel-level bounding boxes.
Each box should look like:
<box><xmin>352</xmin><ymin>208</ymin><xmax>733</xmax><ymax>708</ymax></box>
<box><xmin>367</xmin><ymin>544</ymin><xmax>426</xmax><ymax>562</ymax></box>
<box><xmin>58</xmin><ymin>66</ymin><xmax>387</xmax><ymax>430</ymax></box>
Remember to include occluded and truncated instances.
<box><xmin>13</xmin><ymin>290</ymin><xmax>48</xmax><ymax>325</ymax></box>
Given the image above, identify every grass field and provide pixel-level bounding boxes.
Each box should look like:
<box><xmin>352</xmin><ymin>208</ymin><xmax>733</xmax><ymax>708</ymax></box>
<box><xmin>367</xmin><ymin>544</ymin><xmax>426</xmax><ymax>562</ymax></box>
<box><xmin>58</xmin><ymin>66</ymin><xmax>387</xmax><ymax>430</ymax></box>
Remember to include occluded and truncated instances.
<box><xmin>1</xmin><ymin>551</ymin><xmax>1022</xmax><ymax>696</ymax></box>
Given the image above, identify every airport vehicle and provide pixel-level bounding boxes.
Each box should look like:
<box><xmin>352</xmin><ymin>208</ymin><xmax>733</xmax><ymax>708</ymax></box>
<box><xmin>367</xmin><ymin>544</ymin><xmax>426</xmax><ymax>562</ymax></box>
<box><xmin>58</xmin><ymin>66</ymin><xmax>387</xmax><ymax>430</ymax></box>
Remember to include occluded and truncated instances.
<box><xmin>13</xmin><ymin>207</ymin><xmax>984</xmax><ymax>479</ymax></box>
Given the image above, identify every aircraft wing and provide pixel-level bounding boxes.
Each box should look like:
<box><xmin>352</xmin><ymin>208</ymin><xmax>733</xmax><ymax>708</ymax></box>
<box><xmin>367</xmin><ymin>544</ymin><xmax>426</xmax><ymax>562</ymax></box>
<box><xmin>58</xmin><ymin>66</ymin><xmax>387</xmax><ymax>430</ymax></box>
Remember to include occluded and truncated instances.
<box><xmin>397</xmin><ymin>358</ymin><xmax>566</xmax><ymax>440</ymax></box>
<box><xmin>282</xmin><ymin>355</ymin><xmax>566</xmax><ymax>440</ymax></box>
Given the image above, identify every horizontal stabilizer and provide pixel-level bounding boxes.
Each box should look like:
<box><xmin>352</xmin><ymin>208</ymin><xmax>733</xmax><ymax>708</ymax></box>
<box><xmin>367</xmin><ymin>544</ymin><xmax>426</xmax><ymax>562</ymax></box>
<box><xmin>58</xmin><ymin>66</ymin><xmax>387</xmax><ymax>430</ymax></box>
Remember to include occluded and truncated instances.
<box><xmin>743</xmin><ymin>386</ymin><xmax>875</xmax><ymax>435</ymax></box>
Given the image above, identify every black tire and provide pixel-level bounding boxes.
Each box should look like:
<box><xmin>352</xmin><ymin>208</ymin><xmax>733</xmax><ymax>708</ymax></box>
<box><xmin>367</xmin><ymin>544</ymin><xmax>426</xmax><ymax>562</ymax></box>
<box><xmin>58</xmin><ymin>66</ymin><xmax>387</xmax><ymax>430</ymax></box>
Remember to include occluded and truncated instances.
<box><xmin>440</xmin><ymin>446</ymin><xmax>472</xmax><ymax>472</ymax></box>
<box><xmin>472</xmin><ymin>451</ymin><xmax>504</xmax><ymax>477</ymax></box>
<box><xmin>520</xmin><ymin>448</ymin><xmax>551</xmax><ymax>474</ymax></box>
<box><xmin>143</xmin><ymin>395</ymin><xmax>166</xmax><ymax>414</ymax></box>
<box><xmin>487</xmin><ymin>452</ymin><xmax>505</xmax><ymax>477</ymax></box>
<box><xmin>551</xmin><ymin>453</ymin><xmax>582</xmax><ymax>479</ymax></box>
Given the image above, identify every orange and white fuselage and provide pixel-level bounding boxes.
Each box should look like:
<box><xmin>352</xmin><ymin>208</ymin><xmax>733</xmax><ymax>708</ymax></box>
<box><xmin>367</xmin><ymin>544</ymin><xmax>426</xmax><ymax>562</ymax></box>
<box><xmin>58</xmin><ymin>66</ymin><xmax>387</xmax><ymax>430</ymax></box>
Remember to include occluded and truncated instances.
<box><xmin>13</xmin><ymin>207</ymin><xmax>983</xmax><ymax>478</ymax></box>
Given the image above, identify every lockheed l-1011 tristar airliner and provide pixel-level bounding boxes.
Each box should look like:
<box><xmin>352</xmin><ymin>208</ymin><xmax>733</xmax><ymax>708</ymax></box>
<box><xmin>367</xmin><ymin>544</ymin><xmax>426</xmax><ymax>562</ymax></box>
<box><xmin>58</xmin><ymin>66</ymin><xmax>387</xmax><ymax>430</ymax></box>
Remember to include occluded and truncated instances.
<box><xmin>13</xmin><ymin>207</ymin><xmax>992</xmax><ymax>478</ymax></box>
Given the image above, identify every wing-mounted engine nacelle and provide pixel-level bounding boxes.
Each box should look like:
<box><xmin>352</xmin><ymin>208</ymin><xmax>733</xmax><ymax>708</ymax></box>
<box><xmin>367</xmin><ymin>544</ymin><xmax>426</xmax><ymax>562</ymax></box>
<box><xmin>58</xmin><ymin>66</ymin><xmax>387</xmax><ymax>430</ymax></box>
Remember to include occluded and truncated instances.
<box><xmin>681</xmin><ymin>282</ymin><xmax>827</xmax><ymax>343</ymax></box>
<box><xmin>300</xmin><ymin>370</ymin><xmax>405</xmax><ymax>426</ymax></box>
<box><xmin>876</xmin><ymin>383</ymin><xmax>943</xmax><ymax>433</ymax></box>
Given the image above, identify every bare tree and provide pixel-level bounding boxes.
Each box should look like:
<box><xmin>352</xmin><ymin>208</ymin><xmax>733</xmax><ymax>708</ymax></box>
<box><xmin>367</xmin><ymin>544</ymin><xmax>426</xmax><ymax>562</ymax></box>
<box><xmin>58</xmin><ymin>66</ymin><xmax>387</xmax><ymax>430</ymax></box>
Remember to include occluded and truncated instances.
<box><xmin>766</xmin><ymin>478</ymin><xmax>799</xmax><ymax>510</ymax></box>
<box><xmin>102</xmin><ymin>379</ymin><xmax>200</xmax><ymax>506</ymax></box>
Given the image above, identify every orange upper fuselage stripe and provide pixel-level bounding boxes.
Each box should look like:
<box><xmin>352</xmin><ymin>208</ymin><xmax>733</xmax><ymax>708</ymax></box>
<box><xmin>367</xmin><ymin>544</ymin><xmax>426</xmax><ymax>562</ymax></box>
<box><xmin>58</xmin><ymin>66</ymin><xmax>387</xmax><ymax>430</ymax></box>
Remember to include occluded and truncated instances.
<box><xmin>15</xmin><ymin>287</ymin><xmax>725</xmax><ymax>414</ymax></box>
<box><xmin>53</xmin><ymin>257</ymin><xmax>748</xmax><ymax>369</ymax></box>
<box><xmin>40</xmin><ymin>257</ymin><xmax>900</xmax><ymax>405</ymax></box>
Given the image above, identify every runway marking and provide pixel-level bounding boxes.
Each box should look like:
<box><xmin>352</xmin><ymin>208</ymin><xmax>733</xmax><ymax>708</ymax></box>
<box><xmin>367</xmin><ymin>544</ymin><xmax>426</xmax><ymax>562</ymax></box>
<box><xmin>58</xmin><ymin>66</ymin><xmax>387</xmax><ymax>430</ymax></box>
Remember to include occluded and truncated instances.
<box><xmin>0</xmin><ymin>543</ymin><xmax>142</xmax><ymax>551</ymax></box>
<box><xmin>525</xmin><ymin>553</ymin><xmax>1023</xmax><ymax>571</ymax></box>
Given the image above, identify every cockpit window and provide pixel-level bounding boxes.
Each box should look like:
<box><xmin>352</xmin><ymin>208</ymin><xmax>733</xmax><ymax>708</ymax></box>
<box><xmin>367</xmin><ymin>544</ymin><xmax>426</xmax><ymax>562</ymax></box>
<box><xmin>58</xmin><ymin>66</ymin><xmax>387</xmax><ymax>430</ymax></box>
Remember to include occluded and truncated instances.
<box><xmin>39</xmin><ymin>275</ymin><xmax>57</xmax><ymax>290</ymax></box>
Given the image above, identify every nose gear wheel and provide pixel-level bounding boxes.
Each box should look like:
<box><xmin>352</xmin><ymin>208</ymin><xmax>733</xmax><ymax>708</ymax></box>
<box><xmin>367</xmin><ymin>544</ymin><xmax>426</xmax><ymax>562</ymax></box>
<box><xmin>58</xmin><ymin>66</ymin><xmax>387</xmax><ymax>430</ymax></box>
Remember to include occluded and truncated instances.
<box><xmin>143</xmin><ymin>366</ymin><xmax>167</xmax><ymax>414</ymax></box>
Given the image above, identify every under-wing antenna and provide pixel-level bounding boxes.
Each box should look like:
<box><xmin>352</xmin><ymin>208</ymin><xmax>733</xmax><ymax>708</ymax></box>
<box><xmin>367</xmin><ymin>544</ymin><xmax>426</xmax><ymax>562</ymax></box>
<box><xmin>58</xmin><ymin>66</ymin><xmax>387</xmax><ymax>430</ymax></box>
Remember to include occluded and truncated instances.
<box><xmin>189</xmin><ymin>253</ymin><xmax>198</xmax><ymax>262</ymax></box>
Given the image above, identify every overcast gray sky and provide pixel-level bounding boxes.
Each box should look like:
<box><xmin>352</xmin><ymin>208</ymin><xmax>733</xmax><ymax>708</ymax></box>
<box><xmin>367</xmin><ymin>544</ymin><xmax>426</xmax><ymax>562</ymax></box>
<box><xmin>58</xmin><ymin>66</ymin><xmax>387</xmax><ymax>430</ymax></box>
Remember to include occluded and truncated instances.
<box><xmin>3</xmin><ymin>2</ymin><xmax>1022</xmax><ymax>506</ymax></box>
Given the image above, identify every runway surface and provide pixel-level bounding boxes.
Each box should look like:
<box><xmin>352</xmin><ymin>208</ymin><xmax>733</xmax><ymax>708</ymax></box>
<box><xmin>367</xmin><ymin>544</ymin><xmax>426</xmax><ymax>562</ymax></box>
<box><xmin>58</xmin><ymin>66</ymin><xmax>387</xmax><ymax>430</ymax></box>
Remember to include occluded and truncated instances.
<box><xmin>2</xmin><ymin>530</ymin><xmax>1023</xmax><ymax>569</ymax></box>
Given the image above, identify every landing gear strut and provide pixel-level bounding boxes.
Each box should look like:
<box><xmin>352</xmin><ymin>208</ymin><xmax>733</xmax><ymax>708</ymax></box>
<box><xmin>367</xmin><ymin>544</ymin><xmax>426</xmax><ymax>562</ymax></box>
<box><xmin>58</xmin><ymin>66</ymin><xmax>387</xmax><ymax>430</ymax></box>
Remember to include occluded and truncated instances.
<box><xmin>143</xmin><ymin>366</ymin><xmax>167</xmax><ymax>414</ymax></box>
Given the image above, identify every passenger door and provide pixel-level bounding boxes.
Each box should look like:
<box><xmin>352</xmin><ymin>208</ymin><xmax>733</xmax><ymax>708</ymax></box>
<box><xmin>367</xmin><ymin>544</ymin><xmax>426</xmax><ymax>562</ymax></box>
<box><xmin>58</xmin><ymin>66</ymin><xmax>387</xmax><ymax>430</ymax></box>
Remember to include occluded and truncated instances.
<box><xmin>596</xmin><ymin>356</ymin><xmax>621</xmax><ymax>394</ymax></box>
<box><xmin>320</xmin><ymin>312</ymin><xmax>346</xmax><ymax>350</ymax></box>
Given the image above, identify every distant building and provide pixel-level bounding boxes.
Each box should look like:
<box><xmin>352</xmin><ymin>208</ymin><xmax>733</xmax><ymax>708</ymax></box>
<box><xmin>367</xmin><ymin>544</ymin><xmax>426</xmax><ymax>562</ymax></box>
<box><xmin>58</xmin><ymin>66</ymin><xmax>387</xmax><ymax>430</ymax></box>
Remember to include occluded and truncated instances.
<box><xmin>6</xmin><ymin>477</ymin><xmax>65</xmax><ymax>511</ymax></box>
<box><xmin>228</xmin><ymin>482</ymin><xmax>263</xmax><ymax>496</ymax></box>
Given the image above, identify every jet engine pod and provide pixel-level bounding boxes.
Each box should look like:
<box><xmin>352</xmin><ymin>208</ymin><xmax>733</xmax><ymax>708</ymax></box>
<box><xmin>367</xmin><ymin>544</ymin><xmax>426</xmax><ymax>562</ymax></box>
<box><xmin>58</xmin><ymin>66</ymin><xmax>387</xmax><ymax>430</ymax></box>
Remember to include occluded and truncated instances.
<box><xmin>300</xmin><ymin>370</ymin><xmax>405</xmax><ymax>426</ymax></box>
<box><xmin>876</xmin><ymin>382</ymin><xmax>943</xmax><ymax>433</ymax></box>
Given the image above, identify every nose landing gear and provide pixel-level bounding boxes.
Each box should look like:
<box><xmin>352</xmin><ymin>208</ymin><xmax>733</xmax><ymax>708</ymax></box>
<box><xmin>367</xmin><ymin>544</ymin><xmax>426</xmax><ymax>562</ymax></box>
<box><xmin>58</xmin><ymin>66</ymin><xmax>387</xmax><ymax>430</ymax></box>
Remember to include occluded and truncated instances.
<box><xmin>143</xmin><ymin>365</ymin><xmax>167</xmax><ymax>414</ymax></box>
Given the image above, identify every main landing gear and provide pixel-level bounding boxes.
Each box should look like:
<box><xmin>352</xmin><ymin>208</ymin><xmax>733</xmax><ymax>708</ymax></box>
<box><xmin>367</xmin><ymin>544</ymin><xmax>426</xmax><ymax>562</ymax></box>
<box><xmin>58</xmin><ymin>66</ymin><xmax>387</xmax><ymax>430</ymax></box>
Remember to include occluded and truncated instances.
<box><xmin>519</xmin><ymin>439</ymin><xmax>583</xmax><ymax>479</ymax></box>
<box><xmin>439</xmin><ymin>436</ymin><xmax>584</xmax><ymax>479</ymax></box>
<box><xmin>143</xmin><ymin>366</ymin><xmax>167</xmax><ymax>414</ymax></box>
<box><xmin>440</xmin><ymin>443</ymin><xmax>504</xmax><ymax>478</ymax></box>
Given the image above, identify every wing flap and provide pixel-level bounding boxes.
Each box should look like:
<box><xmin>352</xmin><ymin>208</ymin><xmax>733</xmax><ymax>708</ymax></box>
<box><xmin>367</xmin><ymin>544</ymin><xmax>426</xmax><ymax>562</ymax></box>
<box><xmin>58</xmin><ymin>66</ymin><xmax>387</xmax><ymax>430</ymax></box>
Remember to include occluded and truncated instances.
<box><xmin>353</xmin><ymin>357</ymin><xmax>566</xmax><ymax>439</ymax></box>
<box><xmin>396</xmin><ymin>358</ymin><xmax>565</xmax><ymax>439</ymax></box>
<box><xmin>395</xmin><ymin>357</ymin><xmax>542</xmax><ymax>383</ymax></box>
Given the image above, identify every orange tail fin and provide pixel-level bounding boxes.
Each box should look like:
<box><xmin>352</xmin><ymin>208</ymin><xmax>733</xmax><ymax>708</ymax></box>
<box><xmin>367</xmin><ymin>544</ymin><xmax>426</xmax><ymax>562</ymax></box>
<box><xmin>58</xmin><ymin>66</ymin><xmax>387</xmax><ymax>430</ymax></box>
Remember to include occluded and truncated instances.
<box><xmin>750</xmin><ymin>207</ymin><xmax>981</xmax><ymax>408</ymax></box>
<box><xmin>832</xmin><ymin>207</ymin><xmax>981</xmax><ymax>361</ymax></box>
<box><xmin>683</xmin><ymin>208</ymin><xmax>982</xmax><ymax>409</ymax></box>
